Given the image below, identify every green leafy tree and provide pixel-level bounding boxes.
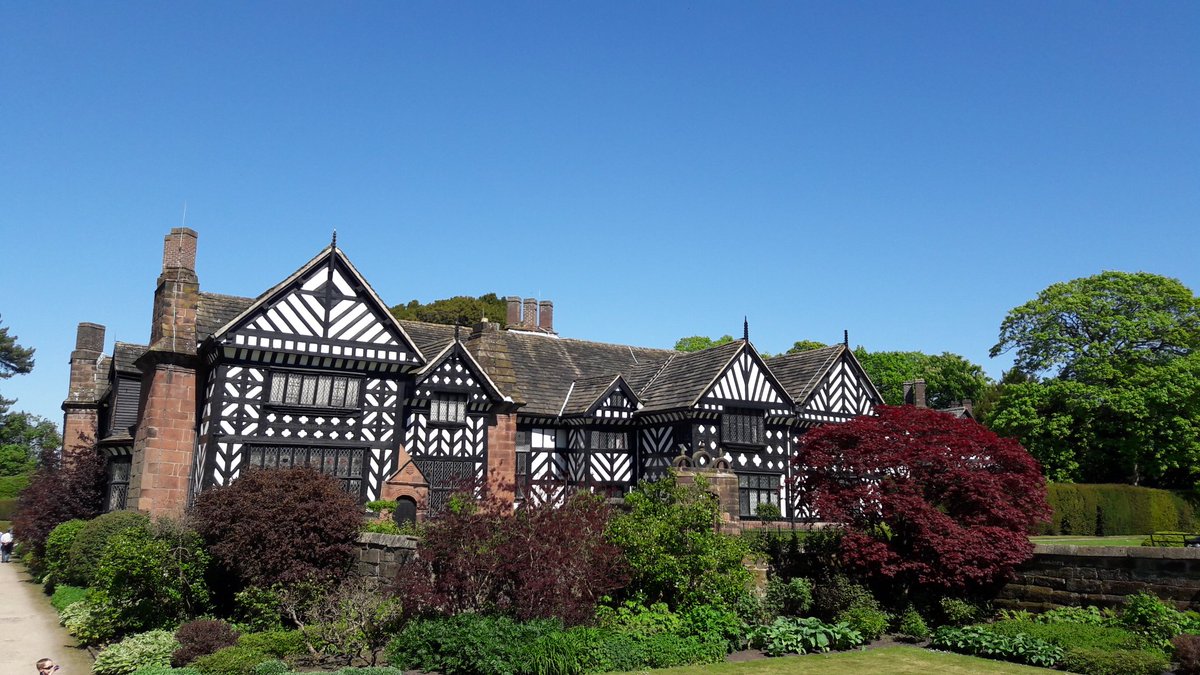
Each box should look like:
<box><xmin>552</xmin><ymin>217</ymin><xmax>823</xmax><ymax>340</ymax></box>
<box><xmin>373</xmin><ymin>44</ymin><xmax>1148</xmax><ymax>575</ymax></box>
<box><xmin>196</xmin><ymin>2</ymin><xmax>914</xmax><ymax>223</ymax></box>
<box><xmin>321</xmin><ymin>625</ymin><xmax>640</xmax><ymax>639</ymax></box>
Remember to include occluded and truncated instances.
<box><xmin>673</xmin><ymin>335</ymin><xmax>735</xmax><ymax>352</ymax></box>
<box><xmin>606</xmin><ymin>471</ymin><xmax>751</xmax><ymax>610</ymax></box>
<box><xmin>0</xmin><ymin>315</ymin><xmax>36</xmax><ymax>414</ymax></box>
<box><xmin>0</xmin><ymin>412</ymin><xmax>60</xmax><ymax>475</ymax></box>
<box><xmin>853</xmin><ymin>349</ymin><xmax>990</xmax><ymax>409</ymax></box>
<box><xmin>390</xmin><ymin>293</ymin><xmax>507</xmax><ymax>327</ymax></box>
<box><xmin>990</xmin><ymin>271</ymin><xmax>1200</xmax><ymax>382</ymax></box>
<box><xmin>786</xmin><ymin>340</ymin><xmax>828</xmax><ymax>354</ymax></box>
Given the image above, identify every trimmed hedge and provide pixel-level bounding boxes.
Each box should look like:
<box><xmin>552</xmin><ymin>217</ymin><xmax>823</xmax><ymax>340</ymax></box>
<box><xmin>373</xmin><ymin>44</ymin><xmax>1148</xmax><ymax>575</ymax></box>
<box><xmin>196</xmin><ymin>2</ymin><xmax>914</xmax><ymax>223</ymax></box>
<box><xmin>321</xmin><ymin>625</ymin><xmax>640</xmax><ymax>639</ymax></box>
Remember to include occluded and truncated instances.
<box><xmin>0</xmin><ymin>497</ymin><xmax>16</xmax><ymax>520</ymax></box>
<box><xmin>1039</xmin><ymin>483</ymin><xmax>1195</xmax><ymax>536</ymax></box>
<box><xmin>0</xmin><ymin>473</ymin><xmax>29</xmax><ymax>498</ymax></box>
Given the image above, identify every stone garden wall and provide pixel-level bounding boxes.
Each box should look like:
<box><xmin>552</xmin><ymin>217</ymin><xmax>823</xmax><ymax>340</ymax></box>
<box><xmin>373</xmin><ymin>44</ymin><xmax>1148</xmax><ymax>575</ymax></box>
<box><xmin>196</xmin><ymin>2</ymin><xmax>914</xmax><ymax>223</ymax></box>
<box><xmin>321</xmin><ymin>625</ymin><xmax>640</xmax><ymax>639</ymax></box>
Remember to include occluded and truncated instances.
<box><xmin>353</xmin><ymin>533</ymin><xmax>418</xmax><ymax>584</ymax></box>
<box><xmin>998</xmin><ymin>544</ymin><xmax>1200</xmax><ymax>611</ymax></box>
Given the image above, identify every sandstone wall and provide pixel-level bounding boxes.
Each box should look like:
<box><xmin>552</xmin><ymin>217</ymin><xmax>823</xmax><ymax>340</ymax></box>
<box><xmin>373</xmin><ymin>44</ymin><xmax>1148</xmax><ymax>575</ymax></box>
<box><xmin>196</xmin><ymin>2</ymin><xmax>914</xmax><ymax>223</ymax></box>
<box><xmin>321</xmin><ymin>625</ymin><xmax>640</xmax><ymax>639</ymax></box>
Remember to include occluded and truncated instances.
<box><xmin>999</xmin><ymin>544</ymin><xmax>1200</xmax><ymax>611</ymax></box>
<box><xmin>354</xmin><ymin>532</ymin><xmax>418</xmax><ymax>584</ymax></box>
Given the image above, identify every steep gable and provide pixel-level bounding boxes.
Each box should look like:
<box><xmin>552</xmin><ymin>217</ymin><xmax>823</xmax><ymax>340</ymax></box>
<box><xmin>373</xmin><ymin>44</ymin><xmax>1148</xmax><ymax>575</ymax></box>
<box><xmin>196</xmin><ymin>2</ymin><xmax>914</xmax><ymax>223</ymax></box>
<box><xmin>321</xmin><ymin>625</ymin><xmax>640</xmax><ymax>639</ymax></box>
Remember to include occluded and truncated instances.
<box><xmin>210</xmin><ymin>246</ymin><xmax>424</xmax><ymax>371</ymax></box>
<box><xmin>699</xmin><ymin>345</ymin><xmax>793</xmax><ymax>413</ymax></box>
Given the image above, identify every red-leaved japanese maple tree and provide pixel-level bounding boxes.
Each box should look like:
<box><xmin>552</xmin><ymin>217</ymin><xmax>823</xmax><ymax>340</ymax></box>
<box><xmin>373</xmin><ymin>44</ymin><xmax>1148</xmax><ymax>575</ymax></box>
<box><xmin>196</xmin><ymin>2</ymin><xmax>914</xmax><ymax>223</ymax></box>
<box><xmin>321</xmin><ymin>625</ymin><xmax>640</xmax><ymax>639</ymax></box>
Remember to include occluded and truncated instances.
<box><xmin>793</xmin><ymin>405</ymin><xmax>1050</xmax><ymax>593</ymax></box>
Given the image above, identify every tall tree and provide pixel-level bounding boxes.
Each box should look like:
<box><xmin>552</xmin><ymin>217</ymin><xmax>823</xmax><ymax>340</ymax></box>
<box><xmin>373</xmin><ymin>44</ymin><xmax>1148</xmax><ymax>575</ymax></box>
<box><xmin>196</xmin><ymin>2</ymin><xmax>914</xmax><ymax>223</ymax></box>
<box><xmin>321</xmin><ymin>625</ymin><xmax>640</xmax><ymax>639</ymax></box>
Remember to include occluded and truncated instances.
<box><xmin>0</xmin><ymin>412</ymin><xmax>60</xmax><ymax>476</ymax></box>
<box><xmin>390</xmin><ymin>293</ymin><xmax>507</xmax><ymax>327</ymax></box>
<box><xmin>991</xmin><ymin>271</ymin><xmax>1200</xmax><ymax>382</ymax></box>
<box><xmin>673</xmin><ymin>335</ymin><xmax>735</xmax><ymax>353</ymax></box>
<box><xmin>0</xmin><ymin>315</ymin><xmax>36</xmax><ymax>414</ymax></box>
<box><xmin>853</xmin><ymin>348</ymin><xmax>990</xmax><ymax>409</ymax></box>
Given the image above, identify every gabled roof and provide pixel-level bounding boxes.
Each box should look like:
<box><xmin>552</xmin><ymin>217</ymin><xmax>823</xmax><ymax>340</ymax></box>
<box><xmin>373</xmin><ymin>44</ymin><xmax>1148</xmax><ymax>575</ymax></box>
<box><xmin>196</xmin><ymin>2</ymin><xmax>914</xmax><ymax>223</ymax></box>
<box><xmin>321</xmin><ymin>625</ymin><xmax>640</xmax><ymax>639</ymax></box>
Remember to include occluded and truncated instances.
<box><xmin>413</xmin><ymin>339</ymin><xmax>508</xmax><ymax>404</ymax></box>
<box><xmin>638</xmin><ymin>340</ymin><xmax>746</xmax><ymax>413</ymax></box>
<box><xmin>112</xmin><ymin>342</ymin><xmax>147</xmax><ymax>374</ymax></box>
<box><xmin>559</xmin><ymin>374</ymin><xmax>637</xmax><ymax>417</ymax></box>
<box><xmin>197</xmin><ymin>293</ymin><xmax>254</xmax><ymax>342</ymax></box>
<box><xmin>207</xmin><ymin>245</ymin><xmax>426</xmax><ymax>365</ymax></box>
<box><xmin>766</xmin><ymin>344</ymin><xmax>884</xmax><ymax>408</ymax></box>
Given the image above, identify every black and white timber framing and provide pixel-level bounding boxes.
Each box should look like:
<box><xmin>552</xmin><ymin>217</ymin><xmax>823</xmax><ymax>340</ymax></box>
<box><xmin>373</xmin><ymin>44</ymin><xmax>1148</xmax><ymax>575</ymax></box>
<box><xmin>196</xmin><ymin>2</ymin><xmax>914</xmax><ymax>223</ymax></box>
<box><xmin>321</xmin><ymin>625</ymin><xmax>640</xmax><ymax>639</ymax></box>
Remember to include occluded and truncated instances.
<box><xmin>84</xmin><ymin>233</ymin><xmax>885</xmax><ymax>521</ymax></box>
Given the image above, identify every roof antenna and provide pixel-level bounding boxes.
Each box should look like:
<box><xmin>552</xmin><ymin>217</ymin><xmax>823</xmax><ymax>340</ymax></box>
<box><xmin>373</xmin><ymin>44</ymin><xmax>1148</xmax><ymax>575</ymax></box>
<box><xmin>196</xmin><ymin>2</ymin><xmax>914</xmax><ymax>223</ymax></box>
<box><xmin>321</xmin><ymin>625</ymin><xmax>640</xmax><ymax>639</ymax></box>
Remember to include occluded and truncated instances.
<box><xmin>181</xmin><ymin>201</ymin><xmax>188</xmax><ymax>228</ymax></box>
<box><xmin>331</xmin><ymin>229</ymin><xmax>337</xmax><ymax>250</ymax></box>
<box><xmin>844</xmin><ymin>329</ymin><xmax>849</xmax><ymax>347</ymax></box>
<box><xmin>744</xmin><ymin>317</ymin><xmax>749</xmax><ymax>341</ymax></box>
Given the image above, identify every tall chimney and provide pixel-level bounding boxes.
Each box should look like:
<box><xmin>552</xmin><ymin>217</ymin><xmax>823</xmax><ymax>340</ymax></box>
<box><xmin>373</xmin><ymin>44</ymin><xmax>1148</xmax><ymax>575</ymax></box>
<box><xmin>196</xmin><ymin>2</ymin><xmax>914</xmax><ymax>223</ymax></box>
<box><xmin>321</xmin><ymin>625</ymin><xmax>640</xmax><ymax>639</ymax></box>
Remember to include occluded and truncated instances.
<box><xmin>523</xmin><ymin>298</ymin><xmax>538</xmax><ymax>329</ymax></box>
<box><xmin>62</xmin><ymin>322</ymin><xmax>106</xmax><ymax>460</ymax></box>
<box><xmin>162</xmin><ymin>227</ymin><xmax>197</xmax><ymax>273</ymax></box>
<box><xmin>538</xmin><ymin>300</ymin><xmax>553</xmax><ymax>333</ymax></box>
<box><xmin>961</xmin><ymin>398</ymin><xmax>973</xmax><ymax>415</ymax></box>
<box><xmin>505</xmin><ymin>296</ymin><xmax>521</xmax><ymax>327</ymax></box>
<box><xmin>913</xmin><ymin>379</ymin><xmax>927</xmax><ymax>408</ymax></box>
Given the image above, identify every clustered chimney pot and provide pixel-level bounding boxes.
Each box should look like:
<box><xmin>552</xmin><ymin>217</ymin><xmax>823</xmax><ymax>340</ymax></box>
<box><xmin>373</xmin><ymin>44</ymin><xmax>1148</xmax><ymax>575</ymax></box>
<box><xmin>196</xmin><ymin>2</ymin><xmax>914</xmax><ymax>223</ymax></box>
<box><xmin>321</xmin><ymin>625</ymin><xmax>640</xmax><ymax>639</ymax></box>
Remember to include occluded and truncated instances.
<box><xmin>903</xmin><ymin>379</ymin><xmax>928</xmax><ymax>408</ymax></box>
<box><xmin>162</xmin><ymin>227</ymin><xmax>198</xmax><ymax>273</ymax></box>
<box><xmin>522</xmin><ymin>298</ymin><xmax>537</xmax><ymax>329</ymax></box>
<box><xmin>538</xmin><ymin>300</ymin><xmax>553</xmax><ymax>332</ymax></box>
<box><xmin>505</xmin><ymin>296</ymin><xmax>521</xmax><ymax>327</ymax></box>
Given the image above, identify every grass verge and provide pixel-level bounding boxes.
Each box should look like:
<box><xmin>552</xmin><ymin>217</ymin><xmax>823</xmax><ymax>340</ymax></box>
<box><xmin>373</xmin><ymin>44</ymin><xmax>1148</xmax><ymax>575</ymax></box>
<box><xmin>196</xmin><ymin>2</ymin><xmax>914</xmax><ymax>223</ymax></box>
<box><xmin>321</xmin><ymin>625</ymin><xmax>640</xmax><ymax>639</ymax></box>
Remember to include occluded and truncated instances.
<box><xmin>1030</xmin><ymin>535</ymin><xmax>1147</xmax><ymax>547</ymax></box>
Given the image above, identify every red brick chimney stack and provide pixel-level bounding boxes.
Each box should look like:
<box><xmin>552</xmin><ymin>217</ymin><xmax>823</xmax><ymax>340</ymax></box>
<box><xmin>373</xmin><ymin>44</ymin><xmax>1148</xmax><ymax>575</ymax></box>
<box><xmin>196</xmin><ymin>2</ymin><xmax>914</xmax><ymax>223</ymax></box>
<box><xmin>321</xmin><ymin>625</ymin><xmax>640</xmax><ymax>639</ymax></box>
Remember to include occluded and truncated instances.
<box><xmin>130</xmin><ymin>228</ymin><xmax>202</xmax><ymax>518</ymax></box>
<box><xmin>505</xmin><ymin>296</ymin><xmax>521</xmax><ymax>327</ymax></box>
<box><xmin>61</xmin><ymin>322</ymin><xmax>106</xmax><ymax>460</ymax></box>
<box><xmin>522</xmin><ymin>298</ymin><xmax>538</xmax><ymax>329</ymax></box>
<box><xmin>538</xmin><ymin>300</ymin><xmax>553</xmax><ymax>333</ymax></box>
<box><xmin>902</xmin><ymin>379</ymin><xmax>928</xmax><ymax>408</ymax></box>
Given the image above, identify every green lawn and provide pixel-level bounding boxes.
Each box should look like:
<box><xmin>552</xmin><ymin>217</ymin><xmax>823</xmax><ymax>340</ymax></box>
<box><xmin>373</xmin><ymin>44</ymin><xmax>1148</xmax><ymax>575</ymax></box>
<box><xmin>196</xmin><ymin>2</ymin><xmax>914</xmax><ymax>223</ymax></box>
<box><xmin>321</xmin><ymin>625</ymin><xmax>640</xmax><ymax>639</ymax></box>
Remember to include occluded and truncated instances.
<box><xmin>619</xmin><ymin>647</ymin><xmax>1053</xmax><ymax>674</ymax></box>
<box><xmin>1030</xmin><ymin>534</ymin><xmax>1147</xmax><ymax>547</ymax></box>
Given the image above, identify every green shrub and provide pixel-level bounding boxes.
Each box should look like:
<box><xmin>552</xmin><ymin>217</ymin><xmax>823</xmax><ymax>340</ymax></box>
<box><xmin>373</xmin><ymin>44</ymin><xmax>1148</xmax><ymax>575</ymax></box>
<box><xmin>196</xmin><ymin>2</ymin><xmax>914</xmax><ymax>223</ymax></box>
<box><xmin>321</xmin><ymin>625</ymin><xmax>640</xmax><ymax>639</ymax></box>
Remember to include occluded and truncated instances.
<box><xmin>93</xmin><ymin>521</ymin><xmax>211</xmax><ymax>636</ymax></box>
<box><xmin>50</xmin><ymin>584</ymin><xmax>89</xmax><ymax>612</ymax></box>
<box><xmin>750</xmin><ymin>616</ymin><xmax>865</xmax><ymax>656</ymax></box>
<box><xmin>755</xmin><ymin>502</ymin><xmax>782</xmax><ymax>520</ymax></box>
<box><xmin>365</xmin><ymin>500</ymin><xmax>397</xmax><ymax>512</ymax></box>
<box><xmin>94</xmin><ymin>630</ymin><xmax>180</xmax><ymax>675</ymax></box>
<box><xmin>67</xmin><ymin>510</ymin><xmax>150</xmax><ymax>586</ymax></box>
<box><xmin>1034</xmin><ymin>604</ymin><xmax>1111</xmax><ymax>626</ymax></box>
<box><xmin>1042</xmin><ymin>483</ymin><xmax>1195</xmax><ymax>536</ymax></box>
<box><xmin>236</xmin><ymin>630</ymin><xmax>306</xmax><ymax>659</ymax></box>
<box><xmin>1058</xmin><ymin>647</ymin><xmax>1170</xmax><ymax>675</ymax></box>
<box><xmin>360</xmin><ymin>520</ymin><xmax>402</xmax><ymax>535</ymax></box>
<box><xmin>189</xmin><ymin>645</ymin><xmax>273</xmax><ymax>675</ymax></box>
<box><xmin>232</xmin><ymin>587</ymin><xmax>283</xmax><ymax>633</ymax></box>
<box><xmin>938</xmin><ymin>597</ymin><xmax>985</xmax><ymax>626</ymax></box>
<box><xmin>249</xmin><ymin>662</ymin><xmax>291</xmax><ymax>675</ymax></box>
<box><xmin>44</xmin><ymin>518</ymin><xmax>88</xmax><ymax>584</ymax></box>
<box><xmin>811</xmin><ymin>574</ymin><xmax>877</xmax><ymax>621</ymax></box>
<box><xmin>0</xmin><ymin>473</ymin><xmax>30</xmax><ymax>499</ymax></box>
<box><xmin>764</xmin><ymin>577</ymin><xmax>813</xmax><ymax>618</ymax></box>
<box><xmin>896</xmin><ymin>606</ymin><xmax>929</xmax><ymax>641</ymax></box>
<box><xmin>131</xmin><ymin>668</ymin><xmax>202</xmax><ymax>675</ymax></box>
<box><xmin>386</xmin><ymin>614</ymin><xmax>561</xmax><ymax>675</ymax></box>
<box><xmin>836</xmin><ymin>605</ymin><xmax>890</xmax><ymax>640</ymax></box>
<box><xmin>595</xmin><ymin>601</ymin><xmax>682</xmax><ymax>637</ymax></box>
<box><xmin>931</xmin><ymin>625</ymin><xmax>1062</xmax><ymax>668</ymax></box>
<box><xmin>678</xmin><ymin>602</ymin><xmax>746</xmax><ymax>651</ymax></box>
<box><xmin>1120</xmin><ymin>591</ymin><xmax>1185</xmax><ymax>649</ymax></box>
<box><xmin>986</xmin><ymin>619</ymin><xmax>1145</xmax><ymax>652</ymax></box>
<box><xmin>60</xmin><ymin>598</ymin><xmax>117</xmax><ymax>646</ymax></box>
<box><xmin>618</xmin><ymin>631</ymin><xmax>725</xmax><ymax>668</ymax></box>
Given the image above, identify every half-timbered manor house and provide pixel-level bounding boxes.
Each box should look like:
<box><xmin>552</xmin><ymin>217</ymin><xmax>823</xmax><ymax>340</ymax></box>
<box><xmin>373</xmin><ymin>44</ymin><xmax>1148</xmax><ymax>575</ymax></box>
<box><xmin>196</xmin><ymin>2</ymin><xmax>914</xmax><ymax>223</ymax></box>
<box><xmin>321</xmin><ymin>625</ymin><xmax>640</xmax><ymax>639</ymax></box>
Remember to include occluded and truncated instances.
<box><xmin>62</xmin><ymin>228</ymin><xmax>883</xmax><ymax>523</ymax></box>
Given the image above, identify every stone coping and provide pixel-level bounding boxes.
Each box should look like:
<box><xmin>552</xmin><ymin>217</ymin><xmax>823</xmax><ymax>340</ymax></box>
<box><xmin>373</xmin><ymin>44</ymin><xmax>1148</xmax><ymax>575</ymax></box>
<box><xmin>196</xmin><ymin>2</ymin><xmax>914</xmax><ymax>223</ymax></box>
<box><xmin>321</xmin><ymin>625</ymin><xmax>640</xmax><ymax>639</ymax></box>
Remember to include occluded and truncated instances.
<box><xmin>1033</xmin><ymin>544</ymin><xmax>1200</xmax><ymax>559</ymax></box>
<box><xmin>356</xmin><ymin>532</ymin><xmax>418</xmax><ymax>547</ymax></box>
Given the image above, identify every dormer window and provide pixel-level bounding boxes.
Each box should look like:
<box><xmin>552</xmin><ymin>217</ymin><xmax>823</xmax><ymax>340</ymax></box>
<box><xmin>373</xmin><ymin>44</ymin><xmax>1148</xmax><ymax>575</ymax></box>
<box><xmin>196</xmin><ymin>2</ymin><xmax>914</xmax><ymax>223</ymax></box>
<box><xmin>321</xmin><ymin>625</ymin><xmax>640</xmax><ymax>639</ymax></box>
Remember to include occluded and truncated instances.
<box><xmin>722</xmin><ymin>408</ymin><xmax>764</xmax><ymax>446</ymax></box>
<box><xmin>431</xmin><ymin>393</ymin><xmax>468</xmax><ymax>424</ymax></box>
<box><xmin>268</xmin><ymin>372</ymin><xmax>361</xmax><ymax>409</ymax></box>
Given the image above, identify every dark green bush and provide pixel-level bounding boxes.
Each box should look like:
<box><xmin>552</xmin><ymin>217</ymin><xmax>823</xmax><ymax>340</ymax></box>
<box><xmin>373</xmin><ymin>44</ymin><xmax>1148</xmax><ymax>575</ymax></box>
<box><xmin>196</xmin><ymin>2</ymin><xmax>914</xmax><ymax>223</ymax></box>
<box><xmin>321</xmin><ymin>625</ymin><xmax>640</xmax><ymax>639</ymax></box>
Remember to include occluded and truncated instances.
<box><xmin>1120</xmin><ymin>591</ymin><xmax>1185</xmax><ymax>649</ymax></box>
<box><xmin>931</xmin><ymin>625</ymin><xmax>1062</xmax><ymax>668</ymax></box>
<box><xmin>189</xmin><ymin>645</ymin><xmax>273</xmax><ymax>675</ymax></box>
<box><xmin>1042</xmin><ymin>483</ymin><xmax>1195</xmax><ymax>536</ymax></box>
<box><xmin>67</xmin><ymin>510</ymin><xmax>150</xmax><ymax>586</ymax></box>
<box><xmin>764</xmin><ymin>577</ymin><xmax>813</xmax><ymax>618</ymax></box>
<box><xmin>93</xmin><ymin>521</ymin><xmax>211</xmax><ymax>636</ymax></box>
<box><xmin>1058</xmin><ymin>647</ymin><xmax>1170</xmax><ymax>675</ymax></box>
<box><xmin>811</xmin><ymin>574</ymin><xmax>877</xmax><ymax>621</ymax></box>
<box><xmin>678</xmin><ymin>602</ymin><xmax>746</xmax><ymax>651</ymax></box>
<box><xmin>50</xmin><ymin>584</ymin><xmax>89</xmax><ymax>612</ymax></box>
<box><xmin>1034</xmin><ymin>604</ymin><xmax>1111</xmax><ymax>626</ymax></box>
<box><xmin>749</xmin><ymin>616</ymin><xmax>865</xmax><ymax>656</ymax></box>
<box><xmin>986</xmin><ymin>619</ymin><xmax>1145</xmax><ymax>652</ymax></box>
<box><xmin>44</xmin><ymin>518</ymin><xmax>88</xmax><ymax>584</ymax></box>
<box><xmin>236</xmin><ymin>630</ymin><xmax>306</xmax><ymax>659</ymax></box>
<box><xmin>386</xmin><ymin>614</ymin><xmax>562</xmax><ymax>675</ymax></box>
<box><xmin>232</xmin><ymin>587</ymin><xmax>283</xmax><ymax>633</ymax></box>
<box><xmin>0</xmin><ymin>473</ymin><xmax>29</xmax><ymax>499</ymax></box>
<box><xmin>896</xmin><ymin>606</ymin><xmax>929</xmax><ymax>641</ymax></box>
<box><xmin>938</xmin><ymin>597</ymin><xmax>986</xmax><ymax>626</ymax></box>
<box><xmin>836</xmin><ymin>605</ymin><xmax>890</xmax><ymax>640</ymax></box>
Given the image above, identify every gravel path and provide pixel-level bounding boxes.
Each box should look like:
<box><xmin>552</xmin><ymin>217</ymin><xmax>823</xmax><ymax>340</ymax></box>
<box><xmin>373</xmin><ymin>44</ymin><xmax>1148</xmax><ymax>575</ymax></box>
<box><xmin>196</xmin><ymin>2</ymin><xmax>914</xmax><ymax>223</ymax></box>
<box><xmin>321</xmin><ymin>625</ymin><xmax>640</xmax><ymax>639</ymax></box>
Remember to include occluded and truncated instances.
<box><xmin>0</xmin><ymin>560</ymin><xmax>94</xmax><ymax>674</ymax></box>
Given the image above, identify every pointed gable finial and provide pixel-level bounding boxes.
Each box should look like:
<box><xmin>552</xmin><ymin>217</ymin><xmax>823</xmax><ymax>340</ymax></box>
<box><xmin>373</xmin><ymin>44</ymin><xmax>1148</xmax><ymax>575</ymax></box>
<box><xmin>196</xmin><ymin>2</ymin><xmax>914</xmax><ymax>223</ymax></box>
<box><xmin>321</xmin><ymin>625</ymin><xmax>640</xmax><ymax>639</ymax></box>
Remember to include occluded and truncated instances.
<box><xmin>454</xmin><ymin>324</ymin><xmax>461</xmax><ymax>342</ymax></box>
<box><xmin>744</xmin><ymin>316</ymin><xmax>749</xmax><ymax>342</ymax></box>
<box><xmin>844</xmin><ymin>329</ymin><xmax>849</xmax><ymax>347</ymax></box>
<box><xmin>331</xmin><ymin>229</ymin><xmax>337</xmax><ymax>250</ymax></box>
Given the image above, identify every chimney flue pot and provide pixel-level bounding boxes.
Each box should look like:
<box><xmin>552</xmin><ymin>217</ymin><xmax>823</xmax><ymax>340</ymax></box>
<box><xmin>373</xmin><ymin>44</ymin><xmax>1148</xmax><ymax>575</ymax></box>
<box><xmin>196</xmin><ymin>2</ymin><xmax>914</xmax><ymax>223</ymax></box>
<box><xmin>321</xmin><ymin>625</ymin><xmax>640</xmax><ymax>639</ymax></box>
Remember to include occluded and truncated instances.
<box><xmin>505</xmin><ymin>296</ymin><xmax>521</xmax><ymax>327</ymax></box>
<box><xmin>538</xmin><ymin>300</ymin><xmax>554</xmax><ymax>332</ymax></box>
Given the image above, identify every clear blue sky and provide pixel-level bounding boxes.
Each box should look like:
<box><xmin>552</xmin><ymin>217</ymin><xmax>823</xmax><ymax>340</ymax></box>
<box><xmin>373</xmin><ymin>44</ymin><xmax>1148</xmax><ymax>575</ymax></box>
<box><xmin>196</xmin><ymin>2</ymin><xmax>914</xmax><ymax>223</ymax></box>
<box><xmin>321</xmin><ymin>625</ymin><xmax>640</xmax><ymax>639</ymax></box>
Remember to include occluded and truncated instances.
<box><xmin>2</xmin><ymin>2</ymin><xmax>1197</xmax><ymax>427</ymax></box>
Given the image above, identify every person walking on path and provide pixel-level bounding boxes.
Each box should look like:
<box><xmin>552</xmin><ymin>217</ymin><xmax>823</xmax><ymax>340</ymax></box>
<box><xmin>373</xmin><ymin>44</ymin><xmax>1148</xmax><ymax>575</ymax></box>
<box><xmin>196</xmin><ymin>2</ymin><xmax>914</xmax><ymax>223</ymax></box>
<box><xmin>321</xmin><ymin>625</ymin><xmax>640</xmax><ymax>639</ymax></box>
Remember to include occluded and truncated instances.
<box><xmin>1</xmin><ymin>528</ymin><xmax>14</xmax><ymax>563</ymax></box>
<box><xmin>0</xmin><ymin>554</ymin><xmax>92</xmax><ymax>673</ymax></box>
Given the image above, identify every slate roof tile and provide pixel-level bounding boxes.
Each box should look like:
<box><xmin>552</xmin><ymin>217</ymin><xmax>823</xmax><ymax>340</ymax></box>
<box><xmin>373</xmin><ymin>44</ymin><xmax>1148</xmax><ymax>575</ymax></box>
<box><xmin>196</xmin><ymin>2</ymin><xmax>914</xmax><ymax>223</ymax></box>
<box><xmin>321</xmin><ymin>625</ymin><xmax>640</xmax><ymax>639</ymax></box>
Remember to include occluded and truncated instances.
<box><xmin>638</xmin><ymin>340</ymin><xmax>745</xmax><ymax>412</ymax></box>
<box><xmin>764</xmin><ymin>345</ymin><xmax>845</xmax><ymax>405</ymax></box>
<box><xmin>197</xmin><ymin>292</ymin><xmax>254</xmax><ymax>342</ymax></box>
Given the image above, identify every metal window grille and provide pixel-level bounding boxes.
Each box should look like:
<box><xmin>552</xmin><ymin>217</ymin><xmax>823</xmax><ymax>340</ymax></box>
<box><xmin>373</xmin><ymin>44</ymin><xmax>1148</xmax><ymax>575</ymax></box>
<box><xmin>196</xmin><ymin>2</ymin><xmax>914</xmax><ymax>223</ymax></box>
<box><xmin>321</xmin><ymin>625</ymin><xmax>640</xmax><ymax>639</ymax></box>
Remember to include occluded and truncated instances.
<box><xmin>739</xmin><ymin>473</ymin><xmax>780</xmax><ymax>518</ymax></box>
<box><xmin>268</xmin><ymin>372</ymin><xmax>362</xmax><ymax>408</ymax></box>
<box><xmin>722</xmin><ymin>409</ymin><xmax>764</xmax><ymax>445</ymax></box>
<box><xmin>430</xmin><ymin>393</ymin><xmax>467</xmax><ymax>424</ymax></box>
<box><xmin>242</xmin><ymin>445</ymin><xmax>365</xmax><ymax>498</ymax></box>
<box><xmin>105</xmin><ymin>456</ymin><xmax>132</xmax><ymax>512</ymax></box>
